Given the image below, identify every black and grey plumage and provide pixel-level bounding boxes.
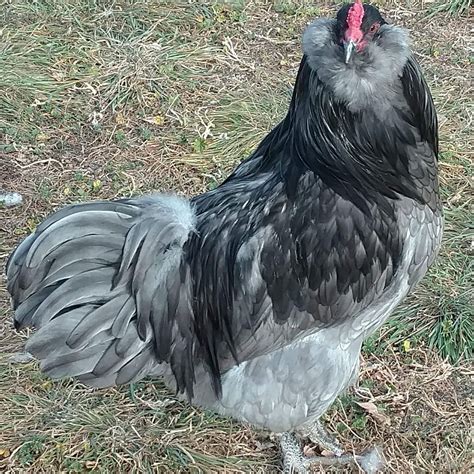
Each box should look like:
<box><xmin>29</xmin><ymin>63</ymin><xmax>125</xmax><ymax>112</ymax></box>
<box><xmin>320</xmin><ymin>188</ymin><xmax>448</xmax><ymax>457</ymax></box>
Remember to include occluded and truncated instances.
<box><xmin>6</xmin><ymin>2</ymin><xmax>442</xmax><ymax>472</ymax></box>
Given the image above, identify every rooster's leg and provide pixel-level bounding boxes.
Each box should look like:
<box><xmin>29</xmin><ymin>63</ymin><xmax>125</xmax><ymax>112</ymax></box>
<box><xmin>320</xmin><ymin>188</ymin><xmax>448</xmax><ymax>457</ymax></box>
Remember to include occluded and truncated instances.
<box><xmin>280</xmin><ymin>432</ymin><xmax>309</xmax><ymax>473</ymax></box>
<box><xmin>280</xmin><ymin>432</ymin><xmax>383</xmax><ymax>474</ymax></box>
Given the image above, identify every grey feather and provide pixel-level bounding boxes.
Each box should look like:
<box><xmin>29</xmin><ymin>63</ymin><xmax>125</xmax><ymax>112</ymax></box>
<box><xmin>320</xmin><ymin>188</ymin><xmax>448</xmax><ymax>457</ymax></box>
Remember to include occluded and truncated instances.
<box><xmin>0</xmin><ymin>190</ymin><xmax>22</xmax><ymax>207</ymax></box>
<box><xmin>34</xmin><ymin>201</ymin><xmax>138</xmax><ymax>233</ymax></box>
<box><xmin>26</xmin><ymin>308</ymin><xmax>93</xmax><ymax>358</ymax></box>
<box><xmin>110</xmin><ymin>297</ymin><xmax>136</xmax><ymax>338</ymax></box>
<box><xmin>13</xmin><ymin>286</ymin><xmax>60</xmax><ymax>328</ymax></box>
<box><xmin>66</xmin><ymin>294</ymin><xmax>129</xmax><ymax>349</ymax></box>
<box><xmin>9</xmin><ymin>194</ymin><xmax>196</xmax><ymax>388</ymax></box>
<box><xmin>115</xmin><ymin>348</ymin><xmax>155</xmax><ymax>385</ymax></box>
<box><xmin>41</xmin><ymin>342</ymin><xmax>112</xmax><ymax>378</ymax></box>
<box><xmin>303</xmin><ymin>20</ymin><xmax>410</xmax><ymax>111</ymax></box>
<box><xmin>31</xmin><ymin>268</ymin><xmax>117</xmax><ymax>327</ymax></box>
<box><xmin>76</xmin><ymin>371</ymin><xmax>120</xmax><ymax>388</ymax></box>
<box><xmin>24</xmin><ymin>211</ymin><xmax>130</xmax><ymax>268</ymax></box>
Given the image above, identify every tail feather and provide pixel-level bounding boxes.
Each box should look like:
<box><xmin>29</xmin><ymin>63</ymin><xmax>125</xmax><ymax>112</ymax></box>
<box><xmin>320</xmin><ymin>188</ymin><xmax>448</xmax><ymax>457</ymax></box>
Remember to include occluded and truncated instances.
<box><xmin>93</xmin><ymin>328</ymin><xmax>142</xmax><ymax>375</ymax></box>
<box><xmin>26</xmin><ymin>308</ymin><xmax>93</xmax><ymax>358</ymax></box>
<box><xmin>26</xmin><ymin>258</ymin><xmax>115</xmax><ymax>301</ymax></box>
<box><xmin>111</xmin><ymin>296</ymin><xmax>136</xmax><ymax>338</ymax></box>
<box><xmin>6</xmin><ymin>234</ymin><xmax>36</xmax><ymax>289</ymax></box>
<box><xmin>115</xmin><ymin>348</ymin><xmax>156</xmax><ymax>385</ymax></box>
<box><xmin>40</xmin><ymin>343</ymin><xmax>112</xmax><ymax>379</ymax></box>
<box><xmin>24</xmin><ymin>210</ymin><xmax>131</xmax><ymax>268</ymax></box>
<box><xmin>66</xmin><ymin>295</ymin><xmax>129</xmax><ymax>349</ymax></box>
<box><xmin>7</xmin><ymin>194</ymin><xmax>197</xmax><ymax>389</ymax></box>
<box><xmin>13</xmin><ymin>285</ymin><xmax>60</xmax><ymax>329</ymax></box>
<box><xmin>76</xmin><ymin>372</ymin><xmax>121</xmax><ymax>389</ymax></box>
<box><xmin>31</xmin><ymin>268</ymin><xmax>118</xmax><ymax>328</ymax></box>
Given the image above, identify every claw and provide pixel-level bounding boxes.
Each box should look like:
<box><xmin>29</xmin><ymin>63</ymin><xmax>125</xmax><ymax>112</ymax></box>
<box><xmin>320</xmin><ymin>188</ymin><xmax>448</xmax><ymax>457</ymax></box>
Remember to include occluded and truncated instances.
<box><xmin>306</xmin><ymin>420</ymin><xmax>344</xmax><ymax>456</ymax></box>
<box><xmin>280</xmin><ymin>432</ymin><xmax>384</xmax><ymax>474</ymax></box>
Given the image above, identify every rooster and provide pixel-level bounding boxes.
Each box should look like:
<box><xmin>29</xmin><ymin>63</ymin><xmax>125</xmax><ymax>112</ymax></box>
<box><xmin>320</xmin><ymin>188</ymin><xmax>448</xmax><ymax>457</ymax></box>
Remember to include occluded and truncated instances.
<box><xmin>6</xmin><ymin>2</ymin><xmax>442</xmax><ymax>472</ymax></box>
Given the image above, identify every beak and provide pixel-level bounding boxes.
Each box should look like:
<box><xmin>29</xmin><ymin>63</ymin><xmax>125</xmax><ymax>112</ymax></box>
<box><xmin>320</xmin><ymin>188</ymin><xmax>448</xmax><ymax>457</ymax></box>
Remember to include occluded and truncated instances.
<box><xmin>343</xmin><ymin>40</ymin><xmax>357</xmax><ymax>64</ymax></box>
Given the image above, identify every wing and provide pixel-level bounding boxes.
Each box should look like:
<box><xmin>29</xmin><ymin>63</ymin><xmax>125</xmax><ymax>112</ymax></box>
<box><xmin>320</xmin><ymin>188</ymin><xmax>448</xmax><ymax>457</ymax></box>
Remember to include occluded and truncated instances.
<box><xmin>188</xmin><ymin>174</ymin><xmax>402</xmax><ymax>391</ymax></box>
<box><xmin>401</xmin><ymin>55</ymin><xmax>439</xmax><ymax>157</ymax></box>
<box><xmin>400</xmin><ymin>55</ymin><xmax>441</xmax><ymax>214</ymax></box>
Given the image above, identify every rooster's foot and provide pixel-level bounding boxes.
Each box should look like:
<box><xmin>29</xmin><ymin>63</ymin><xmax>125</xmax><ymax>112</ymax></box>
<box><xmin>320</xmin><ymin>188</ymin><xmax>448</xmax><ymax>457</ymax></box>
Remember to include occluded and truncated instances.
<box><xmin>305</xmin><ymin>420</ymin><xmax>344</xmax><ymax>456</ymax></box>
<box><xmin>280</xmin><ymin>432</ymin><xmax>384</xmax><ymax>474</ymax></box>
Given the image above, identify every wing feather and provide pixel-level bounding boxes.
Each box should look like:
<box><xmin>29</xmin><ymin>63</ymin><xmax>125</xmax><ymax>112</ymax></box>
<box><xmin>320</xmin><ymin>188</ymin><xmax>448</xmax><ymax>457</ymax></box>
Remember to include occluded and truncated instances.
<box><xmin>402</xmin><ymin>56</ymin><xmax>439</xmax><ymax>156</ymax></box>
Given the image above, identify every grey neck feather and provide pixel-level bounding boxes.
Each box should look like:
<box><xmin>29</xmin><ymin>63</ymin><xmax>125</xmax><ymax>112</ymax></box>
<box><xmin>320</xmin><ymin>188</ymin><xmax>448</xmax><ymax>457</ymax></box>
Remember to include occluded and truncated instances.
<box><xmin>302</xmin><ymin>19</ymin><xmax>411</xmax><ymax>112</ymax></box>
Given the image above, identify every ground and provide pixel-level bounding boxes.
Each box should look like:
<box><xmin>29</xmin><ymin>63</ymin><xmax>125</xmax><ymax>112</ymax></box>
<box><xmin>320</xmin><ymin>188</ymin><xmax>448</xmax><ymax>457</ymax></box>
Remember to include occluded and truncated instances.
<box><xmin>0</xmin><ymin>1</ymin><xmax>472</xmax><ymax>472</ymax></box>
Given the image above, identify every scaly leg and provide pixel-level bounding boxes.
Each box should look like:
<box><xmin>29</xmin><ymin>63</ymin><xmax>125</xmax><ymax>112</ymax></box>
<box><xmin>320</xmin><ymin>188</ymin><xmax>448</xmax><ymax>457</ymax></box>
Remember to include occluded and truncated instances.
<box><xmin>280</xmin><ymin>432</ymin><xmax>383</xmax><ymax>474</ymax></box>
<box><xmin>280</xmin><ymin>432</ymin><xmax>309</xmax><ymax>473</ymax></box>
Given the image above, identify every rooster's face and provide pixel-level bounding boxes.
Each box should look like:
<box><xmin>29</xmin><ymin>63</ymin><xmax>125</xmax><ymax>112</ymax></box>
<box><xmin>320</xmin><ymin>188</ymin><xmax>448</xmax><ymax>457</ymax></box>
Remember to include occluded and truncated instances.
<box><xmin>335</xmin><ymin>1</ymin><xmax>386</xmax><ymax>64</ymax></box>
<box><xmin>302</xmin><ymin>2</ymin><xmax>411</xmax><ymax>111</ymax></box>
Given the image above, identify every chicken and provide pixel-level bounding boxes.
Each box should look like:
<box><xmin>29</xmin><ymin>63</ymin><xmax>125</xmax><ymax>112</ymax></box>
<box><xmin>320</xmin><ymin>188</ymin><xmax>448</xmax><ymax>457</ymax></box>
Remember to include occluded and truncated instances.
<box><xmin>6</xmin><ymin>2</ymin><xmax>442</xmax><ymax>472</ymax></box>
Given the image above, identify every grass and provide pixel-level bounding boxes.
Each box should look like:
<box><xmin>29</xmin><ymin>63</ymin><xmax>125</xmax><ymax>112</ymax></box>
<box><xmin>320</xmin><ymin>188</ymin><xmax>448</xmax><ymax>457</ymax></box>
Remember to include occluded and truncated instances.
<box><xmin>0</xmin><ymin>0</ymin><xmax>472</xmax><ymax>472</ymax></box>
<box><xmin>429</xmin><ymin>0</ymin><xmax>472</xmax><ymax>15</ymax></box>
<box><xmin>0</xmin><ymin>359</ymin><xmax>276</xmax><ymax>472</ymax></box>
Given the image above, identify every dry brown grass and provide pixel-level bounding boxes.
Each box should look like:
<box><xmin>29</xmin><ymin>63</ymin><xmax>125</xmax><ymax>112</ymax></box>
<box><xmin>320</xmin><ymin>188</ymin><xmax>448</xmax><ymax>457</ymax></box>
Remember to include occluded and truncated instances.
<box><xmin>0</xmin><ymin>1</ymin><xmax>472</xmax><ymax>472</ymax></box>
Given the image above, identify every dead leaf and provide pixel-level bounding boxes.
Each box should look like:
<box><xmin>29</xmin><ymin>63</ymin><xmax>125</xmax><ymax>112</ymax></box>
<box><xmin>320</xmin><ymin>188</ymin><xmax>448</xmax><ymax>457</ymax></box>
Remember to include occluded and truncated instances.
<box><xmin>152</xmin><ymin>115</ymin><xmax>165</xmax><ymax>125</ymax></box>
<box><xmin>303</xmin><ymin>445</ymin><xmax>317</xmax><ymax>457</ymax></box>
<box><xmin>115</xmin><ymin>112</ymin><xmax>126</xmax><ymax>125</ymax></box>
<box><xmin>92</xmin><ymin>179</ymin><xmax>102</xmax><ymax>191</ymax></box>
<box><xmin>320</xmin><ymin>449</ymin><xmax>334</xmax><ymax>457</ymax></box>
<box><xmin>356</xmin><ymin>401</ymin><xmax>391</xmax><ymax>425</ymax></box>
<box><xmin>0</xmin><ymin>448</ymin><xmax>10</xmax><ymax>458</ymax></box>
<box><xmin>36</xmin><ymin>133</ymin><xmax>50</xmax><ymax>142</ymax></box>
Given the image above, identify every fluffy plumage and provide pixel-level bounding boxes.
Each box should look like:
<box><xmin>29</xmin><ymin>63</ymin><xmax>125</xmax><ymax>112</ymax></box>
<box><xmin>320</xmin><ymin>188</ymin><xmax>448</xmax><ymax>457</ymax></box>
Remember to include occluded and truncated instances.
<box><xmin>6</xmin><ymin>3</ymin><xmax>442</xmax><ymax>469</ymax></box>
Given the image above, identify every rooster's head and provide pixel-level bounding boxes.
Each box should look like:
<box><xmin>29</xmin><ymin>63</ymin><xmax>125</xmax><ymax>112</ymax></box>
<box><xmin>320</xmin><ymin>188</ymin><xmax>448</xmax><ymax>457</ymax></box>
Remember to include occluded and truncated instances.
<box><xmin>302</xmin><ymin>1</ymin><xmax>410</xmax><ymax>110</ymax></box>
<box><xmin>336</xmin><ymin>0</ymin><xmax>385</xmax><ymax>63</ymax></box>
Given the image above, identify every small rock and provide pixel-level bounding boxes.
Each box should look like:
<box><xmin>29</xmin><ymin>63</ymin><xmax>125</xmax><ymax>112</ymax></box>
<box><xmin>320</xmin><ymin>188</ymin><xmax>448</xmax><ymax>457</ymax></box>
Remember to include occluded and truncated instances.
<box><xmin>0</xmin><ymin>191</ymin><xmax>23</xmax><ymax>207</ymax></box>
<box><xmin>8</xmin><ymin>352</ymin><xmax>35</xmax><ymax>364</ymax></box>
<box><xmin>359</xmin><ymin>446</ymin><xmax>384</xmax><ymax>474</ymax></box>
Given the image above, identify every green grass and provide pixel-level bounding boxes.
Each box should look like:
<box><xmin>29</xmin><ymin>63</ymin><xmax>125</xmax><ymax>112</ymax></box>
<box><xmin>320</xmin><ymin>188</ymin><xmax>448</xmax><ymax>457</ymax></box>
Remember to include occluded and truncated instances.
<box><xmin>429</xmin><ymin>0</ymin><xmax>472</xmax><ymax>15</ymax></box>
<box><xmin>184</xmin><ymin>86</ymin><xmax>291</xmax><ymax>180</ymax></box>
<box><xmin>0</xmin><ymin>362</ymin><xmax>275</xmax><ymax>472</ymax></box>
<box><xmin>0</xmin><ymin>0</ymin><xmax>223</xmax><ymax>156</ymax></box>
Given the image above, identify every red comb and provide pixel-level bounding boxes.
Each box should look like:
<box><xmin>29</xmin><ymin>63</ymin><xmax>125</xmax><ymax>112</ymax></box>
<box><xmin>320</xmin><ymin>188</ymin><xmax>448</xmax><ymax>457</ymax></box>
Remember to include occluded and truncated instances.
<box><xmin>347</xmin><ymin>0</ymin><xmax>364</xmax><ymax>30</ymax></box>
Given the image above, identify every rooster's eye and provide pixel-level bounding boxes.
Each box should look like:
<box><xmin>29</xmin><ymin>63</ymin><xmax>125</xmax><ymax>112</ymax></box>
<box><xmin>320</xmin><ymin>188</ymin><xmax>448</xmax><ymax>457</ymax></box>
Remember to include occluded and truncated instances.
<box><xmin>369</xmin><ymin>23</ymin><xmax>380</xmax><ymax>33</ymax></box>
